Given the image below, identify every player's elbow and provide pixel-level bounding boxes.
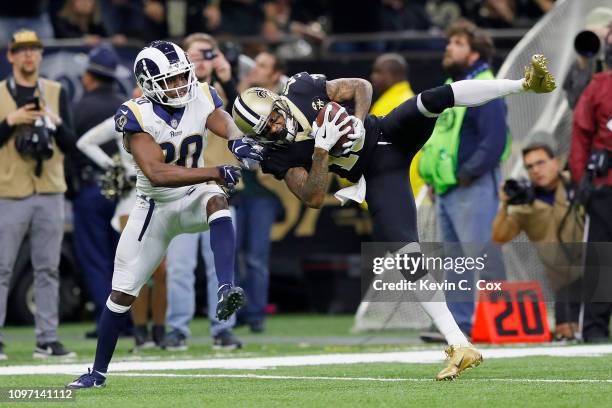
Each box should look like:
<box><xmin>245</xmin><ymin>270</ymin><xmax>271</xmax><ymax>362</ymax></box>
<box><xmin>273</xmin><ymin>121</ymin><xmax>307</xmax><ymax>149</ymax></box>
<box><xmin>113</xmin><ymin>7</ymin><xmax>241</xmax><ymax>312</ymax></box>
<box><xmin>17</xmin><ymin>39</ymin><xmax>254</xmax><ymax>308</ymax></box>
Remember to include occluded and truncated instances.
<box><xmin>76</xmin><ymin>137</ymin><xmax>87</xmax><ymax>152</ymax></box>
<box><xmin>148</xmin><ymin>173</ymin><xmax>165</xmax><ymax>187</ymax></box>
<box><xmin>304</xmin><ymin>192</ymin><xmax>325</xmax><ymax>209</ymax></box>
<box><xmin>146</xmin><ymin>167</ymin><xmax>169</xmax><ymax>187</ymax></box>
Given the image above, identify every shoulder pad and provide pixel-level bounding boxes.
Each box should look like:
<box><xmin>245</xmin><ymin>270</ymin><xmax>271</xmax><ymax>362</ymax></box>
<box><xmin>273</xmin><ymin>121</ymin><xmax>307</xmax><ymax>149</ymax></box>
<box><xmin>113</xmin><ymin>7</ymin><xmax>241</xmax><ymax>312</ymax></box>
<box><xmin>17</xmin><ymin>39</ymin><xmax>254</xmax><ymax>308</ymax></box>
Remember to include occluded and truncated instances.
<box><xmin>114</xmin><ymin>100</ymin><xmax>146</xmax><ymax>133</ymax></box>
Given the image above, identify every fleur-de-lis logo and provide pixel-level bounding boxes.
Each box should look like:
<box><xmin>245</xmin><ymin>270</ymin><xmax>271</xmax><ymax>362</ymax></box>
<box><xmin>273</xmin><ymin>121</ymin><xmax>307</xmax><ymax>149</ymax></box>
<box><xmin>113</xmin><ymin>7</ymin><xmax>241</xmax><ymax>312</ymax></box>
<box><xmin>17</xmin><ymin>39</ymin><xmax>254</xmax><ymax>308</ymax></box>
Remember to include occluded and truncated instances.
<box><xmin>311</xmin><ymin>98</ymin><xmax>326</xmax><ymax>111</ymax></box>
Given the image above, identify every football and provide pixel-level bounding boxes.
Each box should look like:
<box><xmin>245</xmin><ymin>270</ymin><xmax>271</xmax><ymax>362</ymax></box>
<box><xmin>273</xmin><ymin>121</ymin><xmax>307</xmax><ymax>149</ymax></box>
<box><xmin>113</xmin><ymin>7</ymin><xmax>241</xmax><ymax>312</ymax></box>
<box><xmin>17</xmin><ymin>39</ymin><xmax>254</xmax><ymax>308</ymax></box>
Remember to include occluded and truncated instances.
<box><xmin>315</xmin><ymin>101</ymin><xmax>353</xmax><ymax>156</ymax></box>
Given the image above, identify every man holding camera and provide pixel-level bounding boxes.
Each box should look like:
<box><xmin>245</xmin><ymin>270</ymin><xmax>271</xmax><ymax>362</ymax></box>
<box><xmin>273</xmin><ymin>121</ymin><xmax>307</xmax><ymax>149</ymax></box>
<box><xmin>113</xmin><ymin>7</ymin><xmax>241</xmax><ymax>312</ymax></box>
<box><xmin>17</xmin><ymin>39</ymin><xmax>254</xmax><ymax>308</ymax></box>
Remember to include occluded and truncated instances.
<box><xmin>0</xmin><ymin>30</ymin><xmax>75</xmax><ymax>359</ymax></box>
<box><xmin>569</xmin><ymin>26</ymin><xmax>612</xmax><ymax>343</ymax></box>
<box><xmin>493</xmin><ymin>143</ymin><xmax>584</xmax><ymax>341</ymax></box>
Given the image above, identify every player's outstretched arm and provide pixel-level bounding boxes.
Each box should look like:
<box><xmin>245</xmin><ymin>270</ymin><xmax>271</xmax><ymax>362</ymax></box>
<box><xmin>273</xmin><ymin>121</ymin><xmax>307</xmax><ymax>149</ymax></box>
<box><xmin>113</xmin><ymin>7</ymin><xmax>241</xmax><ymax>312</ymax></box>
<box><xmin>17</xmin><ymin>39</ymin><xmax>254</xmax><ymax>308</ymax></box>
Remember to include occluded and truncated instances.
<box><xmin>128</xmin><ymin>131</ymin><xmax>224</xmax><ymax>187</ymax></box>
<box><xmin>284</xmin><ymin>152</ymin><xmax>329</xmax><ymax>209</ymax></box>
<box><xmin>326</xmin><ymin>78</ymin><xmax>373</xmax><ymax>120</ymax></box>
<box><xmin>284</xmin><ymin>105</ymin><xmax>351</xmax><ymax>208</ymax></box>
<box><xmin>206</xmin><ymin>107</ymin><xmax>243</xmax><ymax>140</ymax></box>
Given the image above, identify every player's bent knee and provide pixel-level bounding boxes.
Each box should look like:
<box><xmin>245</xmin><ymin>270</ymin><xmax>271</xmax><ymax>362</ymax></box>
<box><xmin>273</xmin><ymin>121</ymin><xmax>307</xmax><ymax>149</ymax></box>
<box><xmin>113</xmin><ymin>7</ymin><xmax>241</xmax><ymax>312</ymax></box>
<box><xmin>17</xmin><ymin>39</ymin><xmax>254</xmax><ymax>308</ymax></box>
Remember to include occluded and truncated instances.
<box><xmin>206</xmin><ymin>194</ymin><xmax>228</xmax><ymax>218</ymax></box>
<box><xmin>109</xmin><ymin>290</ymin><xmax>135</xmax><ymax>310</ymax></box>
<box><xmin>419</xmin><ymin>84</ymin><xmax>455</xmax><ymax>115</ymax></box>
<box><xmin>208</xmin><ymin>208</ymin><xmax>231</xmax><ymax>224</ymax></box>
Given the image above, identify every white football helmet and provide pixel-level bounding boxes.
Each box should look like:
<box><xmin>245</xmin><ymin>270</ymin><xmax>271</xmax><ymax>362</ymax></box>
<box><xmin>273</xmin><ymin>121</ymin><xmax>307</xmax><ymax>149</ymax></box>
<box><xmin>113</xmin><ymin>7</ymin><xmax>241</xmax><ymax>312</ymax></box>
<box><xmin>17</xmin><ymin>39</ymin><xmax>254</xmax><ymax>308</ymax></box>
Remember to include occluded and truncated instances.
<box><xmin>133</xmin><ymin>41</ymin><xmax>198</xmax><ymax>108</ymax></box>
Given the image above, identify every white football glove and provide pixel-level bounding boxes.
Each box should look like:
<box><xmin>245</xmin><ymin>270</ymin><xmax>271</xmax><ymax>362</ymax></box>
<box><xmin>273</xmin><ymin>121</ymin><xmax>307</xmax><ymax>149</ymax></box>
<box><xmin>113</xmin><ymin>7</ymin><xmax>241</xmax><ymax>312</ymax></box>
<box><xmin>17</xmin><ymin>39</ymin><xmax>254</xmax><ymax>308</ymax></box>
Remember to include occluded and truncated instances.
<box><xmin>339</xmin><ymin>116</ymin><xmax>365</xmax><ymax>155</ymax></box>
<box><xmin>312</xmin><ymin>104</ymin><xmax>352</xmax><ymax>152</ymax></box>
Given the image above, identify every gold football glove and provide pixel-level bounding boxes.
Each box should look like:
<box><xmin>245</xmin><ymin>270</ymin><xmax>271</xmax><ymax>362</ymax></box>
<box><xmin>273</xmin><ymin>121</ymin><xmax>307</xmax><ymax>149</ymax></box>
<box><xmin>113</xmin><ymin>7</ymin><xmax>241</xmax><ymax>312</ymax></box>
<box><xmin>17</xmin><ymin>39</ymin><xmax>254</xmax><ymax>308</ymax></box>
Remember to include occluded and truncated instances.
<box><xmin>522</xmin><ymin>54</ymin><xmax>556</xmax><ymax>93</ymax></box>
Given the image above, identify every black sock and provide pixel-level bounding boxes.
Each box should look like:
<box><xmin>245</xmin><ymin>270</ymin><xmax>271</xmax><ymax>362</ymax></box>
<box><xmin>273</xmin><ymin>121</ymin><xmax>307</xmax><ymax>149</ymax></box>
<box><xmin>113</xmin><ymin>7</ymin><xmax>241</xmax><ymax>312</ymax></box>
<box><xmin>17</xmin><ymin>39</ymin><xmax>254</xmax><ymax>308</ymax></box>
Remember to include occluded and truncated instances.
<box><xmin>209</xmin><ymin>216</ymin><xmax>236</xmax><ymax>287</ymax></box>
<box><xmin>92</xmin><ymin>305</ymin><xmax>129</xmax><ymax>374</ymax></box>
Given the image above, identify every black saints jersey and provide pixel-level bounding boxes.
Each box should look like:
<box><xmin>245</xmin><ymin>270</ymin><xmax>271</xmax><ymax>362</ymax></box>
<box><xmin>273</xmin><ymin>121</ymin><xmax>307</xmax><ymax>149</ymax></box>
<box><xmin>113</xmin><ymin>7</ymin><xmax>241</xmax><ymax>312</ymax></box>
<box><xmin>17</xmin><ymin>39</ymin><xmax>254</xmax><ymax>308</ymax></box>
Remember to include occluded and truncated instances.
<box><xmin>260</xmin><ymin>72</ymin><xmax>380</xmax><ymax>183</ymax></box>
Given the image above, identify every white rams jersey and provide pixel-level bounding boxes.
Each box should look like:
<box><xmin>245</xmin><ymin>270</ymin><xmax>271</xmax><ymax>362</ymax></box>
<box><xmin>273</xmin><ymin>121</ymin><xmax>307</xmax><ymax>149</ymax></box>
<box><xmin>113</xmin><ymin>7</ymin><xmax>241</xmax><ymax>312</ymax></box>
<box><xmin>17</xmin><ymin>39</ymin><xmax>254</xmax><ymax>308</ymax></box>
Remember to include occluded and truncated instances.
<box><xmin>114</xmin><ymin>83</ymin><xmax>223</xmax><ymax>201</ymax></box>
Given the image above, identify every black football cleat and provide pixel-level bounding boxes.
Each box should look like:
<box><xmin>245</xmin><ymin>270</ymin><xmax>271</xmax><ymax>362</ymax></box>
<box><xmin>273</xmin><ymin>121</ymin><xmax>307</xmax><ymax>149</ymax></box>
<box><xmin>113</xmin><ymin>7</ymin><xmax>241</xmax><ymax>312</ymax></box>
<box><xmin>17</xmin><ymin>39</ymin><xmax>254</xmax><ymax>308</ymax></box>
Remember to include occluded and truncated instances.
<box><xmin>66</xmin><ymin>368</ymin><xmax>106</xmax><ymax>389</ymax></box>
<box><xmin>216</xmin><ymin>284</ymin><xmax>246</xmax><ymax>321</ymax></box>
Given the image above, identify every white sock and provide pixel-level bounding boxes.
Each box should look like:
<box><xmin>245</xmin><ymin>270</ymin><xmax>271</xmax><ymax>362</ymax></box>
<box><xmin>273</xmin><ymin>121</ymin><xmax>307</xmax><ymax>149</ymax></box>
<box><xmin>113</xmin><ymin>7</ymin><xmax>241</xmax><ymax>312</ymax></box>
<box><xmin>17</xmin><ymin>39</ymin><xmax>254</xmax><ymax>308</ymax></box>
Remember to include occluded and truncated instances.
<box><xmin>420</xmin><ymin>301</ymin><xmax>470</xmax><ymax>346</ymax></box>
<box><xmin>387</xmin><ymin>243</ymin><xmax>471</xmax><ymax>347</ymax></box>
<box><xmin>451</xmin><ymin>79</ymin><xmax>524</xmax><ymax>107</ymax></box>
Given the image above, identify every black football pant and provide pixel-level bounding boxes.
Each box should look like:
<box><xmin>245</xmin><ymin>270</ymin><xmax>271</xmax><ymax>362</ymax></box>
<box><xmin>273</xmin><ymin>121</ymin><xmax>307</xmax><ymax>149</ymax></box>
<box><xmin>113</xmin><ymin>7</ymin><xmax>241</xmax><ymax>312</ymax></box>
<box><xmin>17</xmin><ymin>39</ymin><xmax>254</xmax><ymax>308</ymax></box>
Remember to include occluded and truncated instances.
<box><xmin>582</xmin><ymin>187</ymin><xmax>612</xmax><ymax>342</ymax></box>
<box><xmin>363</xmin><ymin>97</ymin><xmax>437</xmax><ymax>245</ymax></box>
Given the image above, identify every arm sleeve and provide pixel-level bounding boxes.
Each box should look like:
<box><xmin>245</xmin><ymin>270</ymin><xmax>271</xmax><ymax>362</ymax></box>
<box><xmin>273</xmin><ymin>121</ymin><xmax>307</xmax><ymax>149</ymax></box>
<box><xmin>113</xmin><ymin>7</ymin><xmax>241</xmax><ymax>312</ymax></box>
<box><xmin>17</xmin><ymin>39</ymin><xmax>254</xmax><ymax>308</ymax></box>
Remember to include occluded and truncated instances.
<box><xmin>0</xmin><ymin>120</ymin><xmax>14</xmax><ymax>148</ymax></box>
<box><xmin>568</xmin><ymin>83</ymin><xmax>596</xmax><ymax>184</ymax></box>
<box><xmin>217</xmin><ymin>79</ymin><xmax>238</xmax><ymax>111</ymax></box>
<box><xmin>76</xmin><ymin>117</ymin><xmax>117</xmax><ymax>169</ymax></box>
<box><xmin>261</xmin><ymin>141</ymin><xmax>314</xmax><ymax>180</ymax></box>
<box><xmin>54</xmin><ymin>88</ymin><xmax>77</xmax><ymax>154</ymax></box>
<box><xmin>456</xmin><ymin>101</ymin><xmax>508</xmax><ymax>180</ymax></box>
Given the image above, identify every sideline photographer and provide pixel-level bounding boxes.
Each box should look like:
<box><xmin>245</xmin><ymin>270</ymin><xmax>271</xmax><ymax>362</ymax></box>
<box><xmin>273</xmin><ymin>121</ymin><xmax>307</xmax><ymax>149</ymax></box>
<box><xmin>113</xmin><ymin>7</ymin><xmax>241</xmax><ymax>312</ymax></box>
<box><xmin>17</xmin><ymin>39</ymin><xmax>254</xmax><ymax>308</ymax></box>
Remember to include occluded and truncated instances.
<box><xmin>492</xmin><ymin>143</ymin><xmax>584</xmax><ymax>341</ymax></box>
<box><xmin>0</xmin><ymin>30</ymin><xmax>75</xmax><ymax>360</ymax></box>
<box><xmin>563</xmin><ymin>8</ymin><xmax>612</xmax><ymax>109</ymax></box>
<box><xmin>569</xmin><ymin>24</ymin><xmax>612</xmax><ymax>343</ymax></box>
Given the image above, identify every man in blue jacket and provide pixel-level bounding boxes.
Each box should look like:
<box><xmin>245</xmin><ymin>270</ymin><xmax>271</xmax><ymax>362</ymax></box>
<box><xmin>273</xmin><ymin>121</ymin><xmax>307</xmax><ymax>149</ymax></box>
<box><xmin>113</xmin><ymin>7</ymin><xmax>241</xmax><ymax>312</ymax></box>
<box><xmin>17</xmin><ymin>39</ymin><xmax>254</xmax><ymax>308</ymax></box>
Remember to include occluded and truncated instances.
<box><xmin>420</xmin><ymin>19</ymin><xmax>507</xmax><ymax>338</ymax></box>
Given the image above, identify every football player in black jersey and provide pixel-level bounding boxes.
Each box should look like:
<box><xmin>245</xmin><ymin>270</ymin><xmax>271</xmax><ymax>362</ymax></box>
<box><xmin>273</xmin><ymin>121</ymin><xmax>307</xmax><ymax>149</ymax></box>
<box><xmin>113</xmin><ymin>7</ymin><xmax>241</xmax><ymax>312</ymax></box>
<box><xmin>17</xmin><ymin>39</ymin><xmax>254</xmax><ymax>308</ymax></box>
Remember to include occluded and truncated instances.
<box><xmin>230</xmin><ymin>55</ymin><xmax>556</xmax><ymax>380</ymax></box>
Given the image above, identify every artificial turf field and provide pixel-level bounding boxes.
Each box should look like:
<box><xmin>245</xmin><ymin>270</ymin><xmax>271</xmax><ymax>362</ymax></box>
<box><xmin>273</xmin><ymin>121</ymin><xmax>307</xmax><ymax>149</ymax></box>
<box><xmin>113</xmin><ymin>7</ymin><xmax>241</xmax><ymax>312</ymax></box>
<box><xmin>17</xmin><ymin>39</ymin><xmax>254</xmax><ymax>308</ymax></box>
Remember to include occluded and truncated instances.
<box><xmin>1</xmin><ymin>314</ymin><xmax>611</xmax><ymax>408</ymax></box>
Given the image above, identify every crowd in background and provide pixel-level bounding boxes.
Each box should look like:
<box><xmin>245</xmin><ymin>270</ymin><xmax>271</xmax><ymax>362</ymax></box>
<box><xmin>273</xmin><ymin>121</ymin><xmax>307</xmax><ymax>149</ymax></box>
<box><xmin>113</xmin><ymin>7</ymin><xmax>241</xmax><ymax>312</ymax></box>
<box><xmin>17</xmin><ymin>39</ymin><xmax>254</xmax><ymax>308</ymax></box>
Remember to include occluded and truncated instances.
<box><xmin>0</xmin><ymin>1</ymin><xmax>556</xmax><ymax>53</ymax></box>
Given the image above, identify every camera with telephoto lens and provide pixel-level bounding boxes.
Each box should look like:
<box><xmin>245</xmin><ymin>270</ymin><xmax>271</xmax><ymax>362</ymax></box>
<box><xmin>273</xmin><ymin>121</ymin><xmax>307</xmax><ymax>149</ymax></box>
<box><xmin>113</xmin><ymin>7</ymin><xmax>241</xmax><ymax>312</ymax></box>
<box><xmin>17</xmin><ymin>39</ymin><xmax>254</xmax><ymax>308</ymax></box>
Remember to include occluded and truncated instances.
<box><xmin>14</xmin><ymin>97</ymin><xmax>54</xmax><ymax>169</ymax></box>
<box><xmin>503</xmin><ymin>178</ymin><xmax>536</xmax><ymax>205</ymax></box>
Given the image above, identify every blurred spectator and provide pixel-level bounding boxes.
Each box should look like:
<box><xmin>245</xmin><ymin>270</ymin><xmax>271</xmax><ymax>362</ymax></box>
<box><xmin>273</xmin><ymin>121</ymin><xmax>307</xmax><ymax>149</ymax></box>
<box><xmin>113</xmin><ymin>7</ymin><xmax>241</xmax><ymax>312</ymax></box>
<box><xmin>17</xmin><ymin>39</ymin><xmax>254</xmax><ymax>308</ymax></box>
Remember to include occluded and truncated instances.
<box><xmin>162</xmin><ymin>33</ymin><xmax>242</xmax><ymax>352</ymax></box>
<box><xmin>370</xmin><ymin>53</ymin><xmax>414</xmax><ymax>109</ymax></box>
<box><xmin>234</xmin><ymin>51</ymin><xmax>285</xmax><ymax>333</ymax></box>
<box><xmin>380</xmin><ymin>0</ymin><xmax>431</xmax><ymax>32</ymax></box>
<box><xmin>476</xmin><ymin>0</ymin><xmax>556</xmax><ymax>28</ymax></box>
<box><xmin>0</xmin><ymin>1</ymin><xmax>55</xmax><ymax>45</ymax></box>
<box><xmin>238</xmin><ymin>51</ymin><xmax>285</xmax><ymax>94</ymax></box>
<box><xmin>262</xmin><ymin>0</ymin><xmax>324</xmax><ymax>58</ymax></box>
<box><xmin>0</xmin><ymin>30</ymin><xmax>75</xmax><ymax>359</ymax></box>
<box><xmin>53</xmin><ymin>0</ymin><xmax>107</xmax><ymax>46</ymax></box>
<box><xmin>143</xmin><ymin>0</ymin><xmax>168</xmax><ymax>43</ymax></box>
<box><xmin>99</xmin><ymin>0</ymin><xmax>142</xmax><ymax>45</ymax></box>
<box><xmin>288</xmin><ymin>0</ymin><xmax>326</xmax><ymax>40</ymax></box>
<box><xmin>492</xmin><ymin>143</ymin><xmax>583</xmax><ymax>341</ymax></box>
<box><xmin>184</xmin><ymin>33</ymin><xmax>238</xmax><ymax>108</ymax></box>
<box><xmin>69</xmin><ymin>45</ymin><xmax>125</xmax><ymax>338</ymax></box>
<box><xmin>262</xmin><ymin>0</ymin><xmax>291</xmax><ymax>44</ymax></box>
<box><xmin>100</xmin><ymin>0</ymin><xmax>167</xmax><ymax>44</ymax></box>
<box><xmin>187</xmin><ymin>0</ymin><xmax>265</xmax><ymax>37</ymax></box>
<box><xmin>329</xmin><ymin>0</ymin><xmax>384</xmax><ymax>53</ymax></box>
<box><xmin>419</xmin><ymin>19</ymin><xmax>507</xmax><ymax>338</ymax></box>
<box><xmin>568</xmin><ymin>27</ymin><xmax>612</xmax><ymax>343</ymax></box>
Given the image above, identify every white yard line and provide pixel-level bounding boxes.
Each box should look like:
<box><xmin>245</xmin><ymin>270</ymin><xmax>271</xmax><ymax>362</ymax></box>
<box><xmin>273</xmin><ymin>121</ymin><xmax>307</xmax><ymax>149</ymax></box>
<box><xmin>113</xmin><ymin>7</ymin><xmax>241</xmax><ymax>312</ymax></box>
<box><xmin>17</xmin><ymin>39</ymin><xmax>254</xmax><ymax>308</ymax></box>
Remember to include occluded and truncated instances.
<box><xmin>0</xmin><ymin>344</ymin><xmax>611</xmax><ymax>376</ymax></box>
<box><xmin>113</xmin><ymin>373</ymin><xmax>612</xmax><ymax>384</ymax></box>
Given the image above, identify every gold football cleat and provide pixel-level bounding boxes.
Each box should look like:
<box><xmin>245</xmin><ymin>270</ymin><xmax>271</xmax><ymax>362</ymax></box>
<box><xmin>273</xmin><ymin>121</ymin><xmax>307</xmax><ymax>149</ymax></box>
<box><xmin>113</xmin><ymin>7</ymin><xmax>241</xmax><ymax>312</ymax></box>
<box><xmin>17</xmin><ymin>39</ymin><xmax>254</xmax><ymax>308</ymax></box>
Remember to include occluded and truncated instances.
<box><xmin>436</xmin><ymin>345</ymin><xmax>483</xmax><ymax>381</ymax></box>
<box><xmin>522</xmin><ymin>54</ymin><xmax>556</xmax><ymax>93</ymax></box>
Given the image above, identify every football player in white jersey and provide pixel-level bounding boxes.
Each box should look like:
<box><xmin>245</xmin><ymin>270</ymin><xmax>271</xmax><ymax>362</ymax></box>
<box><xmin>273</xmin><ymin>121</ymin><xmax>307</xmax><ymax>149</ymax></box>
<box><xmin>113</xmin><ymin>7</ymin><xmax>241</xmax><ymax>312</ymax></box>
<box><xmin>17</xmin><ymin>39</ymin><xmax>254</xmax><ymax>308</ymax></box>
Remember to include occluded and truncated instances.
<box><xmin>67</xmin><ymin>40</ymin><xmax>263</xmax><ymax>389</ymax></box>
